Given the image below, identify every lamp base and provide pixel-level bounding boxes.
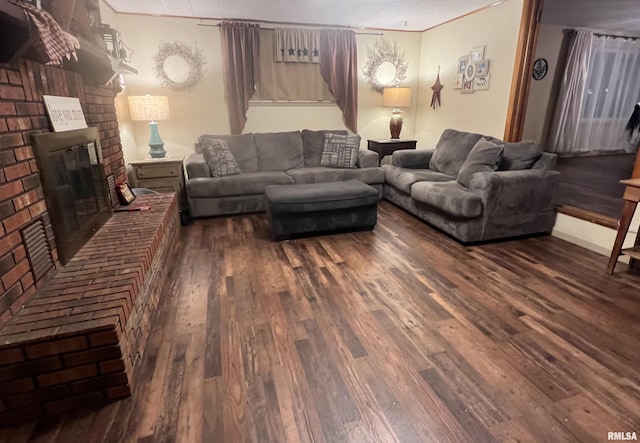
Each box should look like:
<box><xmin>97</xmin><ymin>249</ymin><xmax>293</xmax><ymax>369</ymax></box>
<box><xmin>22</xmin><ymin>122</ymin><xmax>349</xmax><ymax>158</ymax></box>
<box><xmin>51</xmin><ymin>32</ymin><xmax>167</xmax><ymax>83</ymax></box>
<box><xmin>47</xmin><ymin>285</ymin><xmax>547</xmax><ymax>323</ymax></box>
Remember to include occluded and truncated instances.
<box><xmin>389</xmin><ymin>108</ymin><xmax>404</xmax><ymax>139</ymax></box>
<box><xmin>148</xmin><ymin>121</ymin><xmax>166</xmax><ymax>159</ymax></box>
<box><xmin>148</xmin><ymin>143</ymin><xmax>167</xmax><ymax>158</ymax></box>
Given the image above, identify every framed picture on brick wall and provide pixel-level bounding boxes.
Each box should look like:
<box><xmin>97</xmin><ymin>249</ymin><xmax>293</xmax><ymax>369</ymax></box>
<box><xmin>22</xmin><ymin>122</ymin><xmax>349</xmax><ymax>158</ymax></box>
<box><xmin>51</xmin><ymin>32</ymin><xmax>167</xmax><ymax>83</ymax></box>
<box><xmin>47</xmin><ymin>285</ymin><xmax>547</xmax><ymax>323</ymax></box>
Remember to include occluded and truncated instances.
<box><xmin>116</xmin><ymin>182</ymin><xmax>136</xmax><ymax>205</ymax></box>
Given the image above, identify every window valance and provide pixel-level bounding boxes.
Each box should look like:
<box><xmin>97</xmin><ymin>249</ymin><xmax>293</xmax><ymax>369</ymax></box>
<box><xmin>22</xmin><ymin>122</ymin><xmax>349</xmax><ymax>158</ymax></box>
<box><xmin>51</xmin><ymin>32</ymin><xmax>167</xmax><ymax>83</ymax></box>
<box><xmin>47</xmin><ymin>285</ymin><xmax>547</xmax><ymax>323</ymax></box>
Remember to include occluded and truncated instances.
<box><xmin>274</xmin><ymin>28</ymin><xmax>320</xmax><ymax>63</ymax></box>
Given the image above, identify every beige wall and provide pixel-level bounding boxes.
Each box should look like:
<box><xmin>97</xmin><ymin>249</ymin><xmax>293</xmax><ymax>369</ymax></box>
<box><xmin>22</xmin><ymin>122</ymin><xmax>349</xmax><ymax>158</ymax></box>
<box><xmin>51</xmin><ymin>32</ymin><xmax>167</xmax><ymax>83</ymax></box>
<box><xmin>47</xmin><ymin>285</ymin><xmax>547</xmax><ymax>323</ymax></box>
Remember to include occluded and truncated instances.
<box><xmin>100</xmin><ymin>3</ymin><xmax>422</xmax><ymax>162</ymax></box>
<box><xmin>522</xmin><ymin>24</ymin><xmax>565</xmax><ymax>142</ymax></box>
<box><xmin>102</xmin><ymin>1</ymin><xmax>633</xmax><ymax>258</ymax></box>
<box><xmin>415</xmin><ymin>0</ymin><xmax>524</xmax><ymax>148</ymax></box>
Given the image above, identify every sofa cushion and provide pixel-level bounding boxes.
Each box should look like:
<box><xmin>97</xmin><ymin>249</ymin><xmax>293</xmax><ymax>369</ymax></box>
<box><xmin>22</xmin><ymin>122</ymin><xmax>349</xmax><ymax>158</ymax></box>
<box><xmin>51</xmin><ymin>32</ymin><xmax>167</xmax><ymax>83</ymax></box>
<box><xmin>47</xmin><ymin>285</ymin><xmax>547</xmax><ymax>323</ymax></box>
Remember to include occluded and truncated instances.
<box><xmin>498</xmin><ymin>141</ymin><xmax>543</xmax><ymax>170</ymax></box>
<box><xmin>429</xmin><ymin>129</ymin><xmax>484</xmax><ymax>177</ymax></box>
<box><xmin>185</xmin><ymin>153</ymin><xmax>210</xmax><ymax>178</ymax></box>
<box><xmin>255</xmin><ymin>131</ymin><xmax>304</xmax><ymax>171</ymax></box>
<box><xmin>457</xmin><ymin>139</ymin><xmax>503</xmax><ymax>188</ymax></box>
<box><xmin>411</xmin><ymin>181</ymin><xmax>483</xmax><ymax>219</ymax></box>
<box><xmin>302</xmin><ymin>129</ymin><xmax>349</xmax><ymax>167</ymax></box>
<box><xmin>199</xmin><ymin>134</ymin><xmax>258</xmax><ymax>173</ymax></box>
<box><xmin>287</xmin><ymin>166</ymin><xmax>384</xmax><ymax>185</ymax></box>
<box><xmin>383</xmin><ymin>164</ymin><xmax>454</xmax><ymax>194</ymax></box>
<box><xmin>320</xmin><ymin>133</ymin><xmax>361</xmax><ymax>168</ymax></box>
<box><xmin>186</xmin><ymin>172</ymin><xmax>293</xmax><ymax>198</ymax></box>
<box><xmin>200</xmin><ymin>139</ymin><xmax>242</xmax><ymax>177</ymax></box>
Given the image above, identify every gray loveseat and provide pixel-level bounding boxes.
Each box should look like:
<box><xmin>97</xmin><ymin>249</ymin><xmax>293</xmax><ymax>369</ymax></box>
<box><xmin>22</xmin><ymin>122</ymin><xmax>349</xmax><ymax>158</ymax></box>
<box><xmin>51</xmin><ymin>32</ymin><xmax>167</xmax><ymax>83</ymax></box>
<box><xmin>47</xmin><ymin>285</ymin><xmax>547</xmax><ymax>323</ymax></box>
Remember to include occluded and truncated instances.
<box><xmin>185</xmin><ymin>130</ymin><xmax>383</xmax><ymax>217</ymax></box>
<box><xmin>383</xmin><ymin>129</ymin><xmax>560</xmax><ymax>243</ymax></box>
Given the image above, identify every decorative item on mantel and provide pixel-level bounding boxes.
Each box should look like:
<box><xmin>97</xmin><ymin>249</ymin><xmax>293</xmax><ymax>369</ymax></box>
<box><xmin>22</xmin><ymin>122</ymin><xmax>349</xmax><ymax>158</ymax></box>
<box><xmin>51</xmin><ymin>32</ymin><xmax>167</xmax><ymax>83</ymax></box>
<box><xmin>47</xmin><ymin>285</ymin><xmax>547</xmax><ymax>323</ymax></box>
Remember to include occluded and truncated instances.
<box><xmin>383</xmin><ymin>87</ymin><xmax>412</xmax><ymax>139</ymax></box>
<box><xmin>430</xmin><ymin>66</ymin><xmax>443</xmax><ymax>109</ymax></box>
<box><xmin>9</xmin><ymin>1</ymin><xmax>80</xmax><ymax>66</ymax></box>
<box><xmin>128</xmin><ymin>94</ymin><xmax>170</xmax><ymax>159</ymax></box>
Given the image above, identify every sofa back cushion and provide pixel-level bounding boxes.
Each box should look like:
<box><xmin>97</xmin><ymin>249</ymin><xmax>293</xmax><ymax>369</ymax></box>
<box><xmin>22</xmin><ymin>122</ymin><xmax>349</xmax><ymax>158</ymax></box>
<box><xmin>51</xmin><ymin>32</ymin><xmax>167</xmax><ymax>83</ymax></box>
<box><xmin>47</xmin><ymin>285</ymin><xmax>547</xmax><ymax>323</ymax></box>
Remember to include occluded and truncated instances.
<box><xmin>457</xmin><ymin>139</ymin><xmax>504</xmax><ymax>188</ymax></box>
<box><xmin>498</xmin><ymin>140</ymin><xmax>543</xmax><ymax>170</ymax></box>
<box><xmin>198</xmin><ymin>134</ymin><xmax>258</xmax><ymax>172</ymax></box>
<box><xmin>429</xmin><ymin>129</ymin><xmax>484</xmax><ymax>177</ymax></box>
<box><xmin>255</xmin><ymin>131</ymin><xmax>304</xmax><ymax>171</ymax></box>
<box><xmin>302</xmin><ymin>129</ymin><xmax>349</xmax><ymax>166</ymax></box>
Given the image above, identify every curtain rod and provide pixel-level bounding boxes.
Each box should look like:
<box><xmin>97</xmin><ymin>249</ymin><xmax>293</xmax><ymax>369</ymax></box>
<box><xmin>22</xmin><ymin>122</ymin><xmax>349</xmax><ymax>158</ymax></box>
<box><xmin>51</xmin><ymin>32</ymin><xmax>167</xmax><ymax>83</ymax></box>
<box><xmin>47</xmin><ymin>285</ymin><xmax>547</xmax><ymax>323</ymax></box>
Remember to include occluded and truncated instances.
<box><xmin>566</xmin><ymin>28</ymin><xmax>640</xmax><ymax>41</ymax></box>
<box><xmin>197</xmin><ymin>23</ymin><xmax>383</xmax><ymax>36</ymax></box>
<box><xmin>594</xmin><ymin>32</ymin><xmax>639</xmax><ymax>41</ymax></box>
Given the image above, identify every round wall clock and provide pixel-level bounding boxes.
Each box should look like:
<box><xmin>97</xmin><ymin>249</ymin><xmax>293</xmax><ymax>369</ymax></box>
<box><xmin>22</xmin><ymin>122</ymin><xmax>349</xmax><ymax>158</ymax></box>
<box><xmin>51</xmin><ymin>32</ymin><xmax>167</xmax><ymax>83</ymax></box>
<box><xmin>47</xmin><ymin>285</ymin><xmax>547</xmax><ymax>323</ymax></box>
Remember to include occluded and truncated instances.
<box><xmin>532</xmin><ymin>58</ymin><xmax>548</xmax><ymax>80</ymax></box>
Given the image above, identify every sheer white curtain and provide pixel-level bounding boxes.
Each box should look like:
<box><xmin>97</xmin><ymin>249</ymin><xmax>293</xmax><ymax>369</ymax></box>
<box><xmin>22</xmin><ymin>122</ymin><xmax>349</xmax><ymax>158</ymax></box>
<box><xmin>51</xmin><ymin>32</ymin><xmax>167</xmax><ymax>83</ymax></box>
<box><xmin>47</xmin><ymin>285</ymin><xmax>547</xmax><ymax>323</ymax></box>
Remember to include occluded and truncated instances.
<box><xmin>548</xmin><ymin>30</ymin><xmax>640</xmax><ymax>155</ymax></box>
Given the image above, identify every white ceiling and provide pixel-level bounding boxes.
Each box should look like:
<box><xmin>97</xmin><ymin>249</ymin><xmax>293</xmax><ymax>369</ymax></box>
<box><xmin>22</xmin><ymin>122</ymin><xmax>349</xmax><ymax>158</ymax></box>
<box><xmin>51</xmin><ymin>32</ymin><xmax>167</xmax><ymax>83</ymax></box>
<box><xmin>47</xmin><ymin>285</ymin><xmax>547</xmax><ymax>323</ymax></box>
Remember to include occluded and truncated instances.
<box><xmin>103</xmin><ymin>0</ymin><xmax>640</xmax><ymax>34</ymax></box>
<box><xmin>102</xmin><ymin>0</ymin><xmax>501</xmax><ymax>32</ymax></box>
<box><xmin>542</xmin><ymin>0</ymin><xmax>640</xmax><ymax>36</ymax></box>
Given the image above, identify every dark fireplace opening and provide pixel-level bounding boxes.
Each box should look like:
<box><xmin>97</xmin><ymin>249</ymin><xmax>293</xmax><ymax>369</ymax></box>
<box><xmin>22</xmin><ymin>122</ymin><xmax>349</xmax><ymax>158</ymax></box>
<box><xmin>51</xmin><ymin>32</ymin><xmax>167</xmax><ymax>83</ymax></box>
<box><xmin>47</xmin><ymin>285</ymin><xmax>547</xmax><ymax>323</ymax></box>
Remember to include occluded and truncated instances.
<box><xmin>31</xmin><ymin>127</ymin><xmax>112</xmax><ymax>265</ymax></box>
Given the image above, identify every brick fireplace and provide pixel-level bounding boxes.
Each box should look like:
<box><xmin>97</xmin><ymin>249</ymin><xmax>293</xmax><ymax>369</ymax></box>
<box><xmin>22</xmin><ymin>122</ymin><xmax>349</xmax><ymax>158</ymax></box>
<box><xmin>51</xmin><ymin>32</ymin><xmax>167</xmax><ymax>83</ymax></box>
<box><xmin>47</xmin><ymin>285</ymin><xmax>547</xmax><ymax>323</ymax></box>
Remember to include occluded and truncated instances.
<box><xmin>0</xmin><ymin>58</ymin><xmax>127</xmax><ymax>327</ymax></box>
<box><xmin>0</xmin><ymin>2</ymin><xmax>182</xmax><ymax>426</ymax></box>
<box><xmin>0</xmin><ymin>56</ymin><xmax>182</xmax><ymax>425</ymax></box>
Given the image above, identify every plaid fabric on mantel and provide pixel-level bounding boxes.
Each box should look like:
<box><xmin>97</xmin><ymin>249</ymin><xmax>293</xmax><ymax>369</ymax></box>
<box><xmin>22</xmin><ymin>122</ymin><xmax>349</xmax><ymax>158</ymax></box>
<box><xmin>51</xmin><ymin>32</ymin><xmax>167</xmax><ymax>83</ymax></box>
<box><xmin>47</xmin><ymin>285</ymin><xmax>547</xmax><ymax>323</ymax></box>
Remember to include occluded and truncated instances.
<box><xmin>11</xmin><ymin>1</ymin><xmax>80</xmax><ymax>66</ymax></box>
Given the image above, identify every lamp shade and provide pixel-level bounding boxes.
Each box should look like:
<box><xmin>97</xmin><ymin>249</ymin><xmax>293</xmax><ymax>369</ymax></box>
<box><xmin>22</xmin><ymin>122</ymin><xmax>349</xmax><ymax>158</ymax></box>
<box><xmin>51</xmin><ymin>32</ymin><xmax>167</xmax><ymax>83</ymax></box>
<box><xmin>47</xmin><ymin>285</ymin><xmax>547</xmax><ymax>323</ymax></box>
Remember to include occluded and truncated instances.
<box><xmin>383</xmin><ymin>87</ymin><xmax>412</xmax><ymax>108</ymax></box>
<box><xmin>128</xmin><ymin>95</ymin><xmax>170</xmax><ymax>121</ymax></box>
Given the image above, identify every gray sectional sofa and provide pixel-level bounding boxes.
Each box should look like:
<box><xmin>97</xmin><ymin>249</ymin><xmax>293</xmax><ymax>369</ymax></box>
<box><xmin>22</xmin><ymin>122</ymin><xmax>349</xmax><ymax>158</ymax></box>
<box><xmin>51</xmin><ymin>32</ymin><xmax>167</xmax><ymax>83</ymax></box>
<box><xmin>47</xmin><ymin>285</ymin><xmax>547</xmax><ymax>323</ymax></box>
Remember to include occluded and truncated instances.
<box><xmin>383</xmin><ymin>129</ymin><xmax>560</xmax><ymax>243</ymax></box>
<box><xmin>185</xmin><ymin>130</ymin><xmax>384</xmax><ymax>217</ymax></box>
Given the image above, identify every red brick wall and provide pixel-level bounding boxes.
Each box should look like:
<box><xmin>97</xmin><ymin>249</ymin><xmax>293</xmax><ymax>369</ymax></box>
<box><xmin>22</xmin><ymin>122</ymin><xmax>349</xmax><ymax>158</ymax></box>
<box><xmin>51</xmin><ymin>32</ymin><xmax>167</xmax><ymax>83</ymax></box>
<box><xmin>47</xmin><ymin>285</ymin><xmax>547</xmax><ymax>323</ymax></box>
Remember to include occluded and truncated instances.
<box><xmin>0</xmin><ymin>195</ymin><xmax>179</xmax><ymax>425</ymax></box>
<box><xmin>0</xmin><ymin>58</ymin><xmax>127</xmax><ymax>327</ymax></box>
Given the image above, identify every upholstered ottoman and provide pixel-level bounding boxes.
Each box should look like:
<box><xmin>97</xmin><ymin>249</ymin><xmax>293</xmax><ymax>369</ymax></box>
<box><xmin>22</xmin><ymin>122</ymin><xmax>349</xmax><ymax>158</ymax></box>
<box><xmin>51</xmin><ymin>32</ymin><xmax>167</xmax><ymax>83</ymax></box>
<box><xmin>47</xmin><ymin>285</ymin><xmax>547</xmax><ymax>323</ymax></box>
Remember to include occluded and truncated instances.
<box><xmin>264</xmin><ymin>180</ymin><xmax>379</xmax><ymax>241</ymax></box>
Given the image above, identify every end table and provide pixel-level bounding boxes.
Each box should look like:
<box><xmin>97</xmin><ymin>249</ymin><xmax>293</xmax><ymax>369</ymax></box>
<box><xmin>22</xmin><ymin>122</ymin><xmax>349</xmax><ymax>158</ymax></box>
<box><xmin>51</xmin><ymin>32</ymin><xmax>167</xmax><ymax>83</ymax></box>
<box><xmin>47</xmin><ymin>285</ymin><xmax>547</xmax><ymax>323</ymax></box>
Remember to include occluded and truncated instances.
<box><xmin>129</xmin><ymin>157</ymin><xmax>187</xmax><ymax>209</ymax></box>
<box><xmin>367</xmin><ymin>139</ymin><xmax>417</xmax><ymax>165</ymax></box>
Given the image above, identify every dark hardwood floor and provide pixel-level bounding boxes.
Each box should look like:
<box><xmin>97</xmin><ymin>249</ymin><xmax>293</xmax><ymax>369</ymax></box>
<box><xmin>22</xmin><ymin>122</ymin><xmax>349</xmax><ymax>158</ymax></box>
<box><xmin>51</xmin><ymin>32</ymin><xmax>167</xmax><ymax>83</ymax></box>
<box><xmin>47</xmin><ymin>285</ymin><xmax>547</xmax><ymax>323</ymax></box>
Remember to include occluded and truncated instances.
<box><xmin>556</xmin><ymin>153</ymin><xmax>635</xmax><ymax>220</ymax></box>
<box><xmin>2</xmin><ymin>202</ymin><xmax>640</xmax><ymax>442</ymax></box>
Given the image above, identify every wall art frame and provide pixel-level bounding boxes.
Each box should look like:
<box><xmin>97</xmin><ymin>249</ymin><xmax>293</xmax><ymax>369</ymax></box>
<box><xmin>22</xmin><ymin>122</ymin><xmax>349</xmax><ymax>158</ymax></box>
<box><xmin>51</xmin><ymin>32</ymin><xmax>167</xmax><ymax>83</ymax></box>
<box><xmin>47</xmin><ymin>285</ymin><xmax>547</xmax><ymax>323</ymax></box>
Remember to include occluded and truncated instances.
<box><xmin>470</xmin><ymin>45</ymin><xmax>485</xmax><ymax>62</ymax></box>
<box><xmin>474</xmin><ymin>74</ymin><xmax>491</xmax><ymax>90</ymax></box>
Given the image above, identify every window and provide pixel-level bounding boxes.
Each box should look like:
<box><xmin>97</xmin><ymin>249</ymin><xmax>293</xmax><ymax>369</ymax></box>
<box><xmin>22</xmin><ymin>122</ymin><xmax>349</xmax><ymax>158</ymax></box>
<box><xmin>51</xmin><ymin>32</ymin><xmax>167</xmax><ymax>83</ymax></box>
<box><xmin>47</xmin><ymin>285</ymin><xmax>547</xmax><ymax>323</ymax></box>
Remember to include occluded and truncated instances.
<box><xmin>582</xmin><ymin>37</ymin><xmax>640</xmax><ymax>121</ymax></box>
<box><xmin>252</xmin><ymin>29</ymin><xmax>335</xmax><ymax>103</ymax></box>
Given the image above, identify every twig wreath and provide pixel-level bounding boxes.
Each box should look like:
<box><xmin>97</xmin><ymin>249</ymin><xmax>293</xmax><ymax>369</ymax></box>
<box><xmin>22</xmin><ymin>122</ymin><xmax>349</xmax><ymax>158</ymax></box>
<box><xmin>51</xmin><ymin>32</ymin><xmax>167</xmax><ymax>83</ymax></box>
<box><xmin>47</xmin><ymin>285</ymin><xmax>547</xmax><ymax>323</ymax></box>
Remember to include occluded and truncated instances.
<box><xmin>362</xmin><ymin>39</ymin><xmax>409</xmax><ymax>93</ymax></box>
<box><xmin>153</xmin><ymin>41</ymin><xmax>206</xmax><ymax>91</ymax></box>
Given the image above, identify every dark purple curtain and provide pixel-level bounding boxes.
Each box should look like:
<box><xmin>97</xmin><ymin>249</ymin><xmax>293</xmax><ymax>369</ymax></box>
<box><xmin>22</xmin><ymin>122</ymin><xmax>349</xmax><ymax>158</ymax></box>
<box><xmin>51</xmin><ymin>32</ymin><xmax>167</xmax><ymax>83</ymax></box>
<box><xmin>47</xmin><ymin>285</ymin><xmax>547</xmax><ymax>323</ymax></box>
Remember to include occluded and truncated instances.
<box><xmin>319</xmin><ymin>30</ymin><xmax>358</xmax><ymax>133</ymax></box>
<box><xmin>220</xmin><ymin>22</ymin><xmax>260</xmax><ymax>134</ymax></box>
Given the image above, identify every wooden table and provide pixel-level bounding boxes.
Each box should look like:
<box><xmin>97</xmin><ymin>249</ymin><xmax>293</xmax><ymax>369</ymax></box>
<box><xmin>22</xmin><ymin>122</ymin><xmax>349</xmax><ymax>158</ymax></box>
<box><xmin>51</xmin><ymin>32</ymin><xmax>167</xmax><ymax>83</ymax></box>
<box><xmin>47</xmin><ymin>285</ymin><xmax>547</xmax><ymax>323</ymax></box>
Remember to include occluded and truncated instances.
<box><xmin>367</xmin><ymin>139</ymin><xmax>417</xmax><ymax>165</ymax></box>
<box><xmin>606</xmin><ymin>178</ymin><xmax>640</xmax><ymax>273</ymax></box>
<box><xmin>129</xmin><ymin>157</ymin><xmax>187</xmax><ymax>209</ymax></box>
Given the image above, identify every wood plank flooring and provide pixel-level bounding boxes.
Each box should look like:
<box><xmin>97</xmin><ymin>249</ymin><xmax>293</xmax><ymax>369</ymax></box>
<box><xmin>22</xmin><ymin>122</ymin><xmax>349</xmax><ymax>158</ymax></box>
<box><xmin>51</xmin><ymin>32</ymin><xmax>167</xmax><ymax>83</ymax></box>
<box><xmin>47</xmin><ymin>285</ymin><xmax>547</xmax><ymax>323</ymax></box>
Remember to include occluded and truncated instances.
<box><xmin>2</xmin><ymin>201</ymin><xmax>640</xmax><ymax>442</ymax></box>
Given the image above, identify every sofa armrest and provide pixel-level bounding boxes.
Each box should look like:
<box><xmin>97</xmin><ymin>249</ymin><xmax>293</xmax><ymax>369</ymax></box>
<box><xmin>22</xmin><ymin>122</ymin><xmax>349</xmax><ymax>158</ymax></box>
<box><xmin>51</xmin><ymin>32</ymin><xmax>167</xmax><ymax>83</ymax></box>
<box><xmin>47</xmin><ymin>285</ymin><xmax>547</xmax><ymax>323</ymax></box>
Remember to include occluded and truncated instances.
<box><xmin>357</xmin><ymin>150</ymin><xmax>379</xmax><ymax>168</ymax></box>
<box><xmin>185</xmin><ymin>153</ymin><xmax>210</xmax><ymax>179</ymax></box>
<box><xmin>532</xmin><ymin>152</ymin><xmax>557</xmax><ymax>170</ymax></box>
<box><xmin>391</xmin><ymin>149</ymin><xmax>434</xmax><ymax>168</ymax></box>
<box><xmin>470</xmin><ymin>169</ymin><xmax>560</xmax><ymax>215</ymax></box>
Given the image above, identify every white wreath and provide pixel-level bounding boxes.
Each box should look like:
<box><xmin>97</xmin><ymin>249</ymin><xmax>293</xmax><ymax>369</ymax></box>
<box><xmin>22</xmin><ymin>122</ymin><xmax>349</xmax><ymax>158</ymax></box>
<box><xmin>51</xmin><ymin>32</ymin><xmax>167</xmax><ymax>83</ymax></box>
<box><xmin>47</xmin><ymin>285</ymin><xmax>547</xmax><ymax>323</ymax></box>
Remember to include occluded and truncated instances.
<box><xmin>153</xmin><ymin>41</ymin><xmax>206</xmax><ymax>91</ymax></box>
<box><xmin>362</xmin><ymin>39</ymin><xmax>409</xmax><ymax>94</ymax></box>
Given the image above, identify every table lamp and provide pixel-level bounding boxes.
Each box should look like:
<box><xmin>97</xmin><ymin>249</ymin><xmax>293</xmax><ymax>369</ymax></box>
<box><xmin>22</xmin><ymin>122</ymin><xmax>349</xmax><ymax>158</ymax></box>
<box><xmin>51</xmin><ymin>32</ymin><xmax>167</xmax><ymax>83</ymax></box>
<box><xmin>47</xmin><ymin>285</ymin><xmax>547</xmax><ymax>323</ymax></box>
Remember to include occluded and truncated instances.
<box><xmin>383</xmin><ymin>87</ymin><xmax>411</xmax><ymax>139</ymax></box>
<box><xmin>128</xmin><ymin>94</ymin><xmax>170</xmax><ymax>158</ymax></box>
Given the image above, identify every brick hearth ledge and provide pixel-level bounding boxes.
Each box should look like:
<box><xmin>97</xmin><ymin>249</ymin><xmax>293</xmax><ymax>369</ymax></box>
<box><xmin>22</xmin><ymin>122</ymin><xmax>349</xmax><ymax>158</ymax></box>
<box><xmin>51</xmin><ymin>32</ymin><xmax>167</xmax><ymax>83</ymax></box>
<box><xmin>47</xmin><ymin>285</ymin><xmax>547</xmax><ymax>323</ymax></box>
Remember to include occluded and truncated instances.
<box><xmin>0</xmin><ymin>194</ymin><xmax>179</xmax><ymax>425</ymax></box>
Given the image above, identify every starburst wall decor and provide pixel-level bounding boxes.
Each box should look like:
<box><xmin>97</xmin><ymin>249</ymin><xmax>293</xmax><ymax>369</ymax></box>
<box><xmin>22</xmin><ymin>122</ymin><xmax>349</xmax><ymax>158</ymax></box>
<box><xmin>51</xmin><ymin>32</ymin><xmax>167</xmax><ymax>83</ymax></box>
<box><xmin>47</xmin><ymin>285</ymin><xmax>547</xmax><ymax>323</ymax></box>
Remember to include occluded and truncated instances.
<box><xmin>153</xmin><ymin>41</ymin><xmax>206</xmax><ymax>91</ymax></box>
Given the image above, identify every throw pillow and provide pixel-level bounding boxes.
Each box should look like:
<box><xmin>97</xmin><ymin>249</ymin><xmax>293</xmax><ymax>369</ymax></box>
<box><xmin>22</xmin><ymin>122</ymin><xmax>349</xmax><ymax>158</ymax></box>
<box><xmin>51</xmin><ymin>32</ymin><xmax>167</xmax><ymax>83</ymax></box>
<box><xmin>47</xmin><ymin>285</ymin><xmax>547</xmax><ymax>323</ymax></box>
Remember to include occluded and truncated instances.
<box><xmin>320</xmin><ymin>133</ymin><xmax>361</xmax><ymax>168</ymax></box>
<box><xmin>498</xmin><ymin>140</ymin><xmax>542</xmax><ymax>170</ymax></box>
<box><xmin>200</xmin><ymin>138</ymin><xmax>242</xmax><ymax>177</ymax></box>
<box><xmin>457</xmin><ymin>139</ymin><xmax>504</xmax><ymax>188</ymax></box>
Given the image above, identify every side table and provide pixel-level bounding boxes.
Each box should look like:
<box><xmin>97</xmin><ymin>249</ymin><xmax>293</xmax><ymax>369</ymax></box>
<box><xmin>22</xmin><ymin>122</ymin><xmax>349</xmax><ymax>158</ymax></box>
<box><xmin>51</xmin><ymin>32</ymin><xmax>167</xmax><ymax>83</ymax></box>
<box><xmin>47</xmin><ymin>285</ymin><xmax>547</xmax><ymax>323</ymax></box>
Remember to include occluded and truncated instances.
<box><xmin>606</xmin><ymin>178</ymin><xmax>640</xmax><ymax>273</ymax></box>
<box><xmin>129</xmin><ymin>157</ymin><xmax>187</xmax><ymax>209</ymax></box>
<box><xmin>367</xmin><ymin>139</ymin><xmax>417</xmax><ymax>165</ymax></box>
